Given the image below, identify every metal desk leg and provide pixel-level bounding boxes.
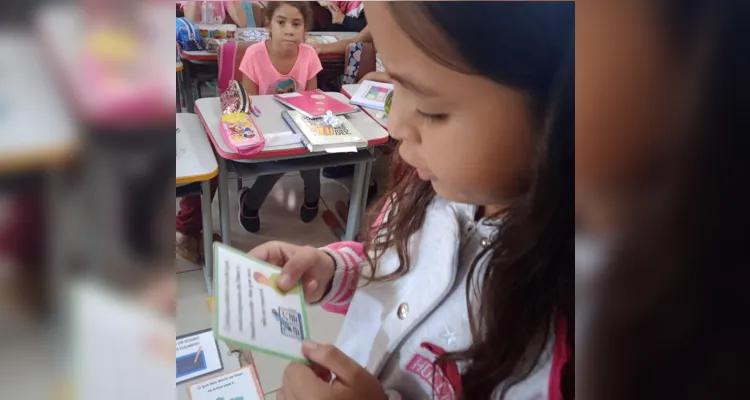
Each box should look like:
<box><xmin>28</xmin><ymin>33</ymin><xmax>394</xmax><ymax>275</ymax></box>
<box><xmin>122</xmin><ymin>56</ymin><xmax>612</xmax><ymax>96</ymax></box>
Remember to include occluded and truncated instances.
<box><xmin>361</xmin><ymin>161</ymin><xmax>373</xmax><ymax>220</ymax></box>
<box><xmin>344</xmin><ymin>161</ymin><xmax>368</xmax><ymax>241</ymax></box>
<box><xmin>183</xmin><ymin>63</ymin><xmax>195</xmax><ymax>113</ymax></box>
<box><xmin>201</xmin><ymin>179</ymin><xmax>214</xmax><ymax>295</ymax></box>
<box><xmin>176</xmin><ymin>71</ymin><xmax>182</xmax><ymax>112</ymax></box>
<box><xmin>218</xmin><ymin>157</ymin><xmax>231</xmax><ymax>245</ymax></box>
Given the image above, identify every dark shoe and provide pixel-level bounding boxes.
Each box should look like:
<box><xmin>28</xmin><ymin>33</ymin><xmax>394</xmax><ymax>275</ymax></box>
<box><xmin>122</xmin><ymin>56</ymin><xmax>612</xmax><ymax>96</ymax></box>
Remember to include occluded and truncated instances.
<box><xmin>238</xmin><ymin>188</ymin><xmax>260</xmax><ymax>233</ymax></box>
<box><xmin>322</xmin><ymin>165</ymin><xmax>355</xmax><ymax>179</ymax></box>
<box><xmin>299</xmin><ymin>200</ymin><xmax>319</xmax><ymax>223</ymax></box>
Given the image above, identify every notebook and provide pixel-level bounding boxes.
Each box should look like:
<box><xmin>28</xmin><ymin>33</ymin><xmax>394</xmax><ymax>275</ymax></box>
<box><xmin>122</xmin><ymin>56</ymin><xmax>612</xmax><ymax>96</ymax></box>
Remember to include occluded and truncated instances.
<box><xmin>274</xmin><ymin>91</ymin><xmax>359</xmax><ymax>118</ymax></box>
<box><xmin>349</xmin><ymin>80</ymin><xmax>394</xmax><ymax>111</ymax></box>
<box><xmin>281</xmin><ymin>110</ymin><xmax>367</xmax><ymax>152</ymax></box>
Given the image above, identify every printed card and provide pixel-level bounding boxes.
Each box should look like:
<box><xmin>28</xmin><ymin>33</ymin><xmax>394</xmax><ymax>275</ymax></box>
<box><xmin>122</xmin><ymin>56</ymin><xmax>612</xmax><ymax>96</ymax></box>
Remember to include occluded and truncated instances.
<box><xmin>213</xmin><ymin>243</ymin><xmax>310</xmax><ymax>363</ymax></box>
<box><xmin>176</xmin><ymin>329</ymin><xmax>224</xmax><ymax>384</ymax></box>
<box><xmin>188</xmin><ymin>366</ymin><xmax>265</xmax><ymax>400</ymax></box>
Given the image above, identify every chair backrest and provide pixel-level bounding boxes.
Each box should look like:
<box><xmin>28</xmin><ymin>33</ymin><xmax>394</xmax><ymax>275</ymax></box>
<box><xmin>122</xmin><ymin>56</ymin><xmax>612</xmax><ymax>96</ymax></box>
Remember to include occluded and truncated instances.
<box><xmin>217</xmin><ymin>40</ymin><xmax>256</xmax><ymax>92</ymax></box>
<box><xmin>343</xmin><ymin>42</ymin><xmax>377</xmax><ymax>83</ymax></box>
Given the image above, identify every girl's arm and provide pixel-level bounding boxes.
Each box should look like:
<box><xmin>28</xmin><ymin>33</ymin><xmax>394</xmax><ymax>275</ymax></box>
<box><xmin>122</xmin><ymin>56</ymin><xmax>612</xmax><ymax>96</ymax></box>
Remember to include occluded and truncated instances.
<box><xmin>183</xmin><ymin>1</ymin><xmax>201</xmax><ymax>23</ymax></box>
<box><xmin>225</xmin><ymin>1</ymin><xmax>248</xmax><ymax>28</ymax></box>
<box><xmin>305</xmin><ymin>77</ymin><xmax>318</xmax><ymax>91</ymax></box>
<box><xmin>313</xmin><ymin>197</ymin><xmax>391</xmax><ymax>314</ymax></box>
<box><xmin>315</xmin><ymin>25</ymin><xmax>372</xmax><ymax>54</ymax></box>
<box><xmin>242</xmin><ymin>75</ymin><xmax>259</xmax><ymax>96</ymax></box>
<box><xmin>314</xmin><ymin>242</ymin><xmax>368</xmax><ymax>314</ymax></box>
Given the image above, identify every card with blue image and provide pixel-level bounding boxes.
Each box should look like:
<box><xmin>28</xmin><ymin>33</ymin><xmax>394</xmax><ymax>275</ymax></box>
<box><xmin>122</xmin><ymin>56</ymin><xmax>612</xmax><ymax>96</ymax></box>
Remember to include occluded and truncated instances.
<box><xmin>213</xmin><ymin>243</ymin><xmax>311</xmax><ymax>363</ymax></box>
<box><xmin>176</xmin><ymin>328</ymin><xmax>223</xmax><ymax>383</ymax></box>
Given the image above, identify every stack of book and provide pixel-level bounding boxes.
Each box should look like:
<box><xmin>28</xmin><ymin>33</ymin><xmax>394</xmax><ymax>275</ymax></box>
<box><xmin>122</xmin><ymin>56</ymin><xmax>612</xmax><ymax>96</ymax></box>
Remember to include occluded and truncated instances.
<box><xmin>281</xmin><ymin>110</ymin><xmax>367</xmax><ymax>152</ymax></box>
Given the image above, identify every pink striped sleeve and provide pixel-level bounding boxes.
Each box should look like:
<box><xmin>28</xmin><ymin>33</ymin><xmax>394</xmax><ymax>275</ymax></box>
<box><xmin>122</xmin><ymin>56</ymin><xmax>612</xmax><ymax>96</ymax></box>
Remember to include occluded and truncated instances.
<box><xmin>316</xmin><ymin>241</ymin><xmax>367</xmax><ymax>314</ymax></box>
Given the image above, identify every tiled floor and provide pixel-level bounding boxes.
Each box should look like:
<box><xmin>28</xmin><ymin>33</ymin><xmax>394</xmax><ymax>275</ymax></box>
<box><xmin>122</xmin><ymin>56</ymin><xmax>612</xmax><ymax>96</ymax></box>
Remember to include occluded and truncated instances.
<box><xmin>176</xmin><ymin>168</ymin><xmax>387</xmax><ymax>397</ymax></box>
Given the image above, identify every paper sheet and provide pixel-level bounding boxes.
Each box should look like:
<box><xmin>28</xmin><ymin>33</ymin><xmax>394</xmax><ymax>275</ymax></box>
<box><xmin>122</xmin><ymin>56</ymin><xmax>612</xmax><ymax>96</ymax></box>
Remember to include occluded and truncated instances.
<box><xmin>176</xmin><ymin>329</ymin><xmax>224</xmax><ymax>384</ymax></box>
<box><xmin>263</xmin><ymin>131</ymin><xmax>300</xmax><ymax>147</ymax></box>
<box><xmin>188</xmin><ymin>367</ymin><xmax>264</xmax><ymax>400</ymax></box>
<box><xmin>325</xmin><ymin>146</ymin><xmax>358</xmax><ymax>153</ymax></box>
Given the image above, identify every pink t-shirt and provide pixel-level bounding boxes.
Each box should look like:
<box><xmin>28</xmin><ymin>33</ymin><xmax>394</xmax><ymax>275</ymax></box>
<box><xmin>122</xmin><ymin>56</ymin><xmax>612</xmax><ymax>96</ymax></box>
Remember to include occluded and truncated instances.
<box><xmin>239</xmin><ymin>42</ymin><xmax>323</xmax><ymax>95</ymax></box>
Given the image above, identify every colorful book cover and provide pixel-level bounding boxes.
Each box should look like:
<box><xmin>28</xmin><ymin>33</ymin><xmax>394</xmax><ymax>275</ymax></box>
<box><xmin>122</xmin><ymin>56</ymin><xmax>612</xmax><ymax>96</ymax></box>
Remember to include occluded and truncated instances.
<box><xmin>286</xmin><ymin>111</ymin><xmax>366</xmax><ymax>149</ymax></box>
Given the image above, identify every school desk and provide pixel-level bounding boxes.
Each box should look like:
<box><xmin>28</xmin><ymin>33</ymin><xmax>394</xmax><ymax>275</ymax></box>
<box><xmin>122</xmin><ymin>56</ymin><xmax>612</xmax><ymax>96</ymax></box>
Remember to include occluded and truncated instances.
<box><xmin>0</xmin><ymin>34</ymin><xmax>79</xmax><ymax>174</ymax></box>
<box><xmin>177</xmin><ymin>113</ymin><xmax>219</xmax><ymax>294</ymax></box>
<box><xmin>342</xmin><ymin>84</ymin><xmax>389</xmax><ymax>130</ymax></box>
<box><xmin>194</xmin><ymin>92</ymin><xmax>389</xmax><ymax>245</ymax></box>
<box><xmin>177</xmin><ymin>61</ymin><xmax>185</xmax><ymax>112</ymax></box>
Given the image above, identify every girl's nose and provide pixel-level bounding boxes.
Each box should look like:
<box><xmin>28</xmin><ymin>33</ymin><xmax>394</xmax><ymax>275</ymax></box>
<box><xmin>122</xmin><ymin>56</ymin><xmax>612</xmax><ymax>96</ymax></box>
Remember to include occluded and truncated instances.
<box><xmin>388</xmin><ymin>94</ymin><xmax>421</xmax><ymax>145</ymax></box>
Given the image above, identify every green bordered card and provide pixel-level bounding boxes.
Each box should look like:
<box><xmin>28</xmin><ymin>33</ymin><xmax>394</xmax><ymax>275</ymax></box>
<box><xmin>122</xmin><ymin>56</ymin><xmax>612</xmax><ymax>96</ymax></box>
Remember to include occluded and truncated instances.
<box><xmin>213</xmin><ymin>242</ymin><xmax>311</xmax><ymax>364</ymax></box>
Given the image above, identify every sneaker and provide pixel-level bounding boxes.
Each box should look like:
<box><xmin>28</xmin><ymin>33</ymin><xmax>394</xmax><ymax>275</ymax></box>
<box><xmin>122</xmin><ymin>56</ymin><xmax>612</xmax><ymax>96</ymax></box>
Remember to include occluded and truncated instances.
<box><xmin>238</xmin><ymin>187</ymin><xmax>260</xmax><ymax>233</ymax></box>
<box><xmin>176</xmin><ymin>232</ymin><xmax>222</xmax><ymax>265</ymax></box>
<box><xmin>299</xmin><ymin>200</ymin><xmax>319</xmax><ymax>223</ymax></box>
<box><xmin>176</xmin><ymin>232</ymin><xmax>201</xmax><ymax>264</ymax></box>
<box><xmin>322</xmin><ymin>165</ymin><xmax>355</xmax><ymax>179</ymax></box>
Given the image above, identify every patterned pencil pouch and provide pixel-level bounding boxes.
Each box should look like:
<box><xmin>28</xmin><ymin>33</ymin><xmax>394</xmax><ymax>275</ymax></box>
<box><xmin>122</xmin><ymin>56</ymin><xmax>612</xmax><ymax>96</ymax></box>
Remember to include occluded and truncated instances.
<box><xmin>219</xmin><ymin>81</ymin><xmax>264</xmax><ymax>155</ymax></box>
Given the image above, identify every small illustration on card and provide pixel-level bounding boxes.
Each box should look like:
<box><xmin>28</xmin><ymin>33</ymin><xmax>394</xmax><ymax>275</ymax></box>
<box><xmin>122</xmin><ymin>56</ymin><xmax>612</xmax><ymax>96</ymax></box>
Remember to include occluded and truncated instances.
<box><xmin>212</xmin><ymin>243</ymin><xmax>311</xmax><ymax>363</ymax></box>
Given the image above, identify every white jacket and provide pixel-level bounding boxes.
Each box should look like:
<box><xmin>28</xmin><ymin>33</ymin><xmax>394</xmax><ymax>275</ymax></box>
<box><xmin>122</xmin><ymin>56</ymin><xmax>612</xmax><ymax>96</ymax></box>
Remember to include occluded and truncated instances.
<box><xmin>316</xmin><ymin>198</ymin><xmax>570</xmax><ymax>399</ymax></box>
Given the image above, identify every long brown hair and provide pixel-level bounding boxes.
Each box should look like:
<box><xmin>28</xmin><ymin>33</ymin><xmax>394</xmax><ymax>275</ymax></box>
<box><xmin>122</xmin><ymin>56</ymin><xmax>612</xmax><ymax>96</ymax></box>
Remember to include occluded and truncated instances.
<box><xmin>362</xmin><ymin>2</ymin><xmax>575</xmax><ymax>399</ymax></box>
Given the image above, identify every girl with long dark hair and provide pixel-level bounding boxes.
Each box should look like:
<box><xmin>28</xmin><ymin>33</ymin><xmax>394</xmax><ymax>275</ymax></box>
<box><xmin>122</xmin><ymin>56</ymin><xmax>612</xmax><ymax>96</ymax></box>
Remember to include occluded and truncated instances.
<box><xmin>251</xmin><ymin>2</ymin><xmax>574</xmax><ymax>399</ymax></box>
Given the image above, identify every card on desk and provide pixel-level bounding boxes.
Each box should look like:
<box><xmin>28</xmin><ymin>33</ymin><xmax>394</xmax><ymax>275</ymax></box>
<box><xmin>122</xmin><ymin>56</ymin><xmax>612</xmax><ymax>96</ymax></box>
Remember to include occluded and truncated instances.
<box><xmin>213</xmin><ymin>243</ymin><xmax>311</xmax><ymax>363</ymax></box>
<box><xmin>188</xmin><ymin>366</ymin><xmax>265</xmax><ymax>400</ymax></box>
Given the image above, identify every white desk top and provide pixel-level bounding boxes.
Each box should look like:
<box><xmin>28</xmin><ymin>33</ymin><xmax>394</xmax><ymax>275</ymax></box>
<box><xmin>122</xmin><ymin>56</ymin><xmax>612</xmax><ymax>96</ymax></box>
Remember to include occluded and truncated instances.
<box><xmin>36</xmin><ymin>4</ymin><xmax>174</xmax><ymax>125</ymax></box>
<box><xmin>195</xmin><ymin>92</ymin><xmax>389</xmax><ymax>162</ymax></box>
<box><xmin>342</xmin><ymin>84</ymin><xmax>389</xmax><ymax>129</ymax></box>
<box><xmin>0</xmin><ymin>32</ymin><xmax>79</xmax><ymax>173</ymax></box>
<box><xmin>177</xmin><ymin>114</ymin><xmax>219</xmax><ymax>184</ymax></box>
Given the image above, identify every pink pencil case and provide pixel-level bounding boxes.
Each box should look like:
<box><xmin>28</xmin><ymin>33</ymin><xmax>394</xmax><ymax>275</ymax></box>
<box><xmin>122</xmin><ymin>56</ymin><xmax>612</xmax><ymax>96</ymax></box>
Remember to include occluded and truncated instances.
<box><xmin>220</xmin><ymin>113</ymin><xmax>265</xmax><ymax>155</ymax></box>
<box><xmin>219</xmin><ymin>80</ymin><xmax>265</xmax><ymax>154</ymax></box>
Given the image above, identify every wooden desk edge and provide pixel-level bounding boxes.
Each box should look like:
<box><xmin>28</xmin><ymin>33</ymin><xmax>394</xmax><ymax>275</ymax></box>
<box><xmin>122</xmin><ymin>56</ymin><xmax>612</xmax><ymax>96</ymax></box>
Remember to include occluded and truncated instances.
<box><xmin>176</xmin><ymin>168</ymin><xmax>219</xmax><ymax>185</ymax></box>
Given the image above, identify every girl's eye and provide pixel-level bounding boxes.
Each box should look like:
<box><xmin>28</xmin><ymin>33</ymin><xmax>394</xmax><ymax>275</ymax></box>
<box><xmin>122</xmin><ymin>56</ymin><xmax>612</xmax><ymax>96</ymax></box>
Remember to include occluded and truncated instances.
<box><xmin>417</xmin><ymin>109</ymin><xmax>448</xmax><ymax>124</ymax></box>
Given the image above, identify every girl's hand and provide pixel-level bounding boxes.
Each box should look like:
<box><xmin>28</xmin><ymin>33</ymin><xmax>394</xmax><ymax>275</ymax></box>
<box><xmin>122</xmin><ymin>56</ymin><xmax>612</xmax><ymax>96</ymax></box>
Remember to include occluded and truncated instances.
<box><xmin>248</xmin><ymin>241</ymin><xmax>335</xmax><ymax>303</ymax></box>
<box><xmin>278</xmin><ymin>341</ymin><xmax>388</xmax><ymax>400</ymax></box>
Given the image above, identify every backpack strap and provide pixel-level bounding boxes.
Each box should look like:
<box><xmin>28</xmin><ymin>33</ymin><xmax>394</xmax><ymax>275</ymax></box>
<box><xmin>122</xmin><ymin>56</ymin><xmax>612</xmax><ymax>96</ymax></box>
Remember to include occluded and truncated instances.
<box><xmin>217</xmin><ymin>41</ymin><xmax>238</xmax><ymax>92</ymax></box>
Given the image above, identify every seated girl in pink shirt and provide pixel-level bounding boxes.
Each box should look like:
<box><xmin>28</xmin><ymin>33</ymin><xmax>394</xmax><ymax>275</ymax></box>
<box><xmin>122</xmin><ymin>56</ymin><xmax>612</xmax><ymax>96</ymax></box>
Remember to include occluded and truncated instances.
<box><xmin>236</xmin><ymin>1</ymin><xmax>323</xmax><ymax>233</ymax></box>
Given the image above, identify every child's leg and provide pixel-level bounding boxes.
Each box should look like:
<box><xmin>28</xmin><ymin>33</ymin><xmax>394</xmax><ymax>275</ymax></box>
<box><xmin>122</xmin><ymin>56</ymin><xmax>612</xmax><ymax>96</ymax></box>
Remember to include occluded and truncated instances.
<box><xmin>300</xmin><ymin>169</ymin><xmax>321</xmax><ymax>205</ymax></box>
<box><xmin>238</xmin><ymin>173</ymin><xmax>284</xmax><ymax>233</ymax></box>
<box><xmin>175</xmin><ymin>177</ymin><xmax>218</xmax><ymax>238</ymax></box>
<box><xmin>240</xmin><ymin>173</ymin><xmax>284</xmax><ymax>212</ymax></box>
<box><xmin>299</xmin><ymin>169</ymin><xmax>321</xmax><ymax>223</ymax></box>
<box><xmin>175</xmin><ymin>177</ymin><xmax>218</xmax><ymax>263</ymax></box>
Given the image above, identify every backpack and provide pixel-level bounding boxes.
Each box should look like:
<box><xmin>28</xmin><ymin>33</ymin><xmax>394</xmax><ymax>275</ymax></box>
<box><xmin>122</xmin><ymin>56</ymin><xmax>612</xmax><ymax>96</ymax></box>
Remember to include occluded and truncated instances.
<box><xmin>176</xmin><ymin>17</ymin><xmax>205</xmax><ymax>52</ymax></box>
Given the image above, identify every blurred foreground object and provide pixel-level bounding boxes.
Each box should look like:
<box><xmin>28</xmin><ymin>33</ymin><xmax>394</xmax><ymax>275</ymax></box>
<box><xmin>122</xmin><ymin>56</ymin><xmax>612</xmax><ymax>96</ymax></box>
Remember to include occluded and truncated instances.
<box><xmin>578</xmin><ymin>0</ymin><xmax>750</xmax><ymax>399</ymax></box>
<box><xmin>1</xmin><ymin>0</ymin><xmax>177</xmax><ymax>398</ymax></box>
<box><xmin>68</xmin><ymin>280</ymin><xmax>174</xmax><ymax>400</ymax></box>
